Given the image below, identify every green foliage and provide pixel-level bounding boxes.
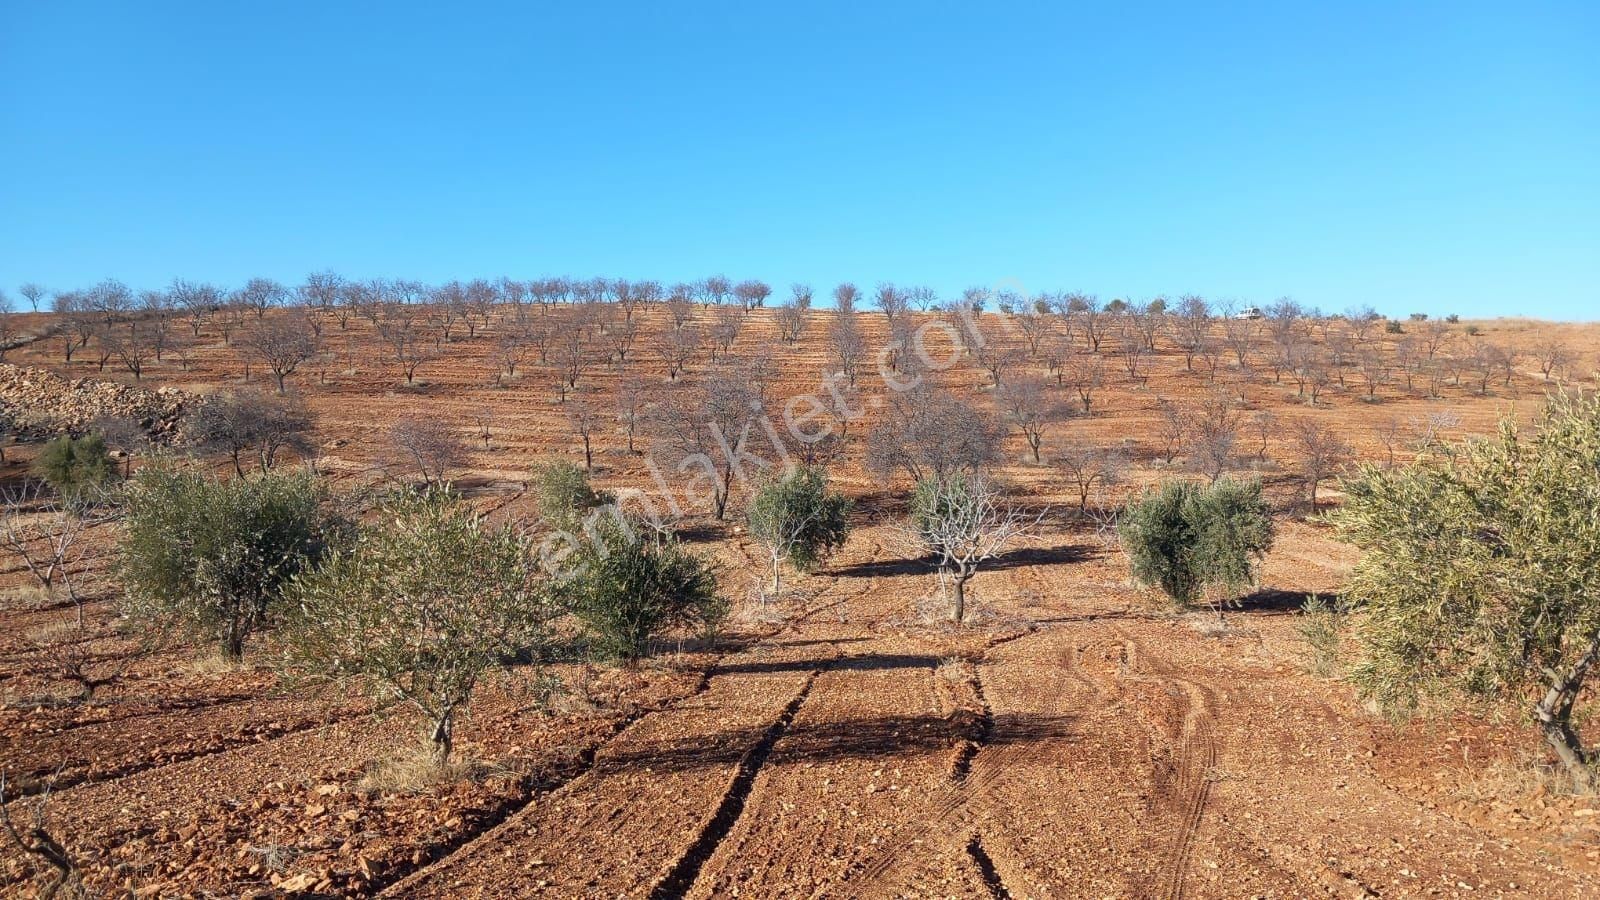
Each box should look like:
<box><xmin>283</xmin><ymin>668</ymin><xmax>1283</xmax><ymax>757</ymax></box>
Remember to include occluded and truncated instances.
<box><xmin>283</xmin><ymin>487</ymin><xmax>554</xmax><ymax>762</ymax></box>
<box><xmin>33</xmin><ymin>433</ymin><xmax>117</xmax><ymax>509</ymax></box>
<box><xmin>120</xmin><ymin>465</ymin><xmax>334</xmax><ymax>660</ymax></box>
<box><xmin>1385</xmin><ymin>320</ymin><xmax>1404</xmax><ymax>334</ymax></box>
<box><xmin>745</xmin><ymin>466</ymin><xmax>852</xmax><ymax>590</ymax></box>
<box><xmin>1299</xmin><ymin>593</ymin><xmax>1353</xmax><ymax>677</ymax></box>
<box><xmin>1328</xmin><ymin>394</ymin><xmax>1600</xmax><ymax>789</ymax></box>
<box><xmin>558</xmin><ymin>515</ymin><xmax>724</xmax><ymax>662</ymax></box>
<box><xmin>1119</xmin><ymin>478</ymin><xmax>1274</xmax><ymax>611</ymax></box>
<box><xmin>530</xmin><ymin>459</ymin><xmax>609</xmax><ymax>528</ymax></box>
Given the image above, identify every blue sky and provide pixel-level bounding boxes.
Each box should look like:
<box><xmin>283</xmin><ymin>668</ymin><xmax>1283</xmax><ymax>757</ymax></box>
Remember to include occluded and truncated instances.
<box><xmin>2</xmin><ymin>2</ymin><xmax>1595</xmax><ymax>319</ymax></box>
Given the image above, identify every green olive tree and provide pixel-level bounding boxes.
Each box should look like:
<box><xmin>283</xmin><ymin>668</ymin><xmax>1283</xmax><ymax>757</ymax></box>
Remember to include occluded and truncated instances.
<box><xmin>1330</xmin><ymin>394</ymin><xmax>1600</xmax><ymax>790</ymax></box>
<box><xmin>1120</xmin><ymin>478</ymin><xmax>1274</xmax><ymax>620</ymax></box>
<box><xmin>745</xmin><ymin>466</ymin><xmax>852</xmax><ymax>597</ymax></box>
<box><xmin>120</xmin><ymin>465</ymin><xmax>334</xmax><ymax>661</ymax></box>
<box><xmin>283</xmin><ymin>487</ymin><xmax>555</xmax><ymax>763</ymax></box>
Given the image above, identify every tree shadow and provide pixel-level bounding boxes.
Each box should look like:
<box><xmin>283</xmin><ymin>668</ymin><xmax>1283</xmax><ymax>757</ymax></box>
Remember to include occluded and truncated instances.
<box><xmin>827</xmin><ymin>543</ymin><xmax>1095</xmax><ymax>579</ymax></box>
<box><xmin>592</xmin><ymin>709</ymin><xmax>1082</xmax><ymax>778</ymax></box>
<box><xmin>1232</xmin><ymin>588</ymin><xmax>1338</xmax><ymax>616</ymax></box>
<box><xmin>715</xmin><ymin>652</ymin><xmax>942</xmax><ymax>676</ymax></box>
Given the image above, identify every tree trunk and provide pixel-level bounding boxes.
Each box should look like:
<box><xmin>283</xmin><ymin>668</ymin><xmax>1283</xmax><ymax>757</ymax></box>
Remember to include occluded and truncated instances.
<box><xmin>1536</xmin><ymin>635</ymin><xmax>1600</xmax><ymax>792</ymax></box>
<box><xmin>949</xmin><ymin>576</ymin><xmax>966</xmax><ymax>624</ymax></box>
<box><xmin>430</xmin><ymin>710</ymin><xmax>455</xmax><ymax>765</ymax></box>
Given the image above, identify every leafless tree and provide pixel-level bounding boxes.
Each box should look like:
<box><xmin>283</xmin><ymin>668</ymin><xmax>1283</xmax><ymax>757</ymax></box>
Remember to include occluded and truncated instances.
<box><xmin>710</xmin><ymin>303</ymin><xmax>744</xmax><ymax>361</ymax></box>
<box><xmin>734</xmin><ymin>279</ymin><xmax>772</xmax><ymax>311</ymax></box>
<box><xmin>827</xmin><ymin>310</ymin><xmax>865</xmax><ymax>386</ymax></box>
<box><xmin>605</xmin><ymin>314</ymin><xmax>640</xmax><ymax>364</ymax></box>
<box><xmin>187</xmin><ymin>390</ymin><xmax>315</xmax><ymax>475</ymax></box>
<box><xmin>1249</xmin><ymin>409</ymin><xmax>1278</xmax><ymax>463</ymax></box>
<box><xmin>866</xmin><ymin>383</ymin><xmax>1002</xmax><ymax>482</ymax></box>
<box><xmin>996</xmin><ymin>374</ymin><xmax>1068</xmax><ymax>464</ymax></box>
<box><xmin>299</xmin><ymin>270</ymin><xmax>344</xmax><ymax>312</ymax></box>
<box><xmin>655</xmin><ymin>323</ymin><xmax>702</xmax><ymax>381</ymax></box>
<box><xmin>666</xmin><ymin>289</ymin><xmax>696</xmax><ymax>330</ymax></box>
<box><xmin>1054</xmin><ymin>441</ymin><xmax>1128</xmax><ymax>512</ymax></box>
<box><xmin>1014</xmin><ymin>308</ymin><xmax>1050</xmax><ymax>357</ymax></box>
<box><xmin>1290</xmin><ymin>417</ymin><xmax>1352</xmax><ymax>512</ymax></box>
<box><xmin>1115</xmin><ymin>322</ymin><xmax>1150</xmax><ymax>383</ymax></box>
<box><xmin>614</xmin><ymin>370</ymin><xmax>649</xmax><ymax>454</ymax></box>
<box><xmin>648</xmin><ymin>373</ymin><xmax>769</xmax><ymax>519</ymax></box>
<box><xmin>1171</xmin><ymin>294</ymin><xmax>1211</xmax><ymax>371</ymax></box>
<box><xmin>701</xmin><ymin>274</ymin><xmax>733</xmax><ymax>306</ymax></box>
<box><xmin>234</xmin><ymin>277</ymin><xmax>286</xmax><ymax>319</ymax></box>
<box><xmin>493</xmin><ymin>327</ymin><xmax>535</xmax><ymax>382</ymax></box>
<box><xmin>1153</xmin><ymin>398</ymin><xmax>1190</xmax><ymax>464</ymax></box>
<box><xmin>832</xmin><ymin>282</ymin><xmax>860</xmax><ymax>314</ymax></box>
<box><xmin>1</xmin><ymin>773</ymin><xmax>95</xmax><ymax>898</ymax></box>
<box><xmin>1372</xmin><ymin>416</ymin><xmax>1407</xmax><ymax>468</ymax></box>
<box><xmin>1065</xmin><ymin>292</ymin><xmax>1108</xmax><ymax>353</ymax></box>
<box><xmin>388</xmin><ymin>416</ymin><xmax>466</xmax><ymax>486</ymax></box>
<box><xmin>1532</xmin><ymin>337</ymin><xmax>1572</xmax><ymax>381</ymax></box>
<box><xmin>973</xmin><ymin>336</ymin><xmax>1023</xmax><ymax>387</ymax></box>
<box><xmin>1189</xmin><ymin>392</ymin><xmax>1243</xmax><ymax>483</ymax></box>
<box><xmin>905</xmin><ymin>473</ymin><xmax>1042</xmax><ymax>623</ymax></box>
<box><xmin>100</xmin><ymin>324</ymin><xmax>154</xmax><ymax>380</ymax></box>
<box><xmin>776</xmin><ymin>285</ymin><xmax>811</xmax><ymax>343</ymax></box>
<box><xmin>567</xmin><ymin>391</ymin><xmax>603</xmax><ymax>471</ymax></box>
<box><xmin>241</xmin><ymin>316</ymin><xmax>316</xmax><ymax>393</ymax></box>
<box><xmin>1219</xmin><ymin>306</ymin><xmax>1258</xmax><ymax>369</ymax></box>
<box><xmin>1060</xmin><ymin>352</ymin><xmax>1105</xmax><ymax>414</ymax></box>
<box><xmin>875</xmin><ymin>282</ymin><xmax>910</xmax><ymax>323</ymax></box>
<box><xmin>377</xmin><ymin>303</ymin><xmax>436</xmax><ymax>384</ymax></box>
<box><xmin>1</xmin><ymin>483</ymin><xmax>93</xmax><ymax>617</ymax></box>
<box><xmin>19</xmin><ymin>282</ymin><xmax>46</xmax><ymax>313</ymax></box>
<box><xmin>1357</xmin><ymin>346</ymin><xmax>1390</xmax><ymax>399</ymax></box>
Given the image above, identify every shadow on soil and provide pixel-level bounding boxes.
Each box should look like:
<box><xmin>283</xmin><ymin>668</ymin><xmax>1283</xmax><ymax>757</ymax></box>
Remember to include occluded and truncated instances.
<box><xmin>593</xmin><ymin>709</ymin><xmax>1079</xmax><ymax>777</ymax></box>
<box><xmin>1232</xmin><ymin>588</ymin><xmax>1340</xmax><ymax>616</ymax></box>
<box><xmin>828</xmin><ymin>543</ymin><xmax>1096</xmax><ymax>579</ymax></box>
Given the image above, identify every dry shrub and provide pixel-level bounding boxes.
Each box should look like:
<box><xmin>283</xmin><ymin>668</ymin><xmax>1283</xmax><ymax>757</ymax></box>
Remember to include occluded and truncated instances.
<box><xmin>357</xmin><ymin>737</ymin><xmax>490</xmax><ymax>796</ymax></box>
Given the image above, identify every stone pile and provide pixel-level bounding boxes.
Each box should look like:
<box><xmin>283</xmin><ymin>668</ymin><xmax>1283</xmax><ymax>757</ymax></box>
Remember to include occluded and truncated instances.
<box><xmin>0</xmin><ymin>363</ymin><xmax>196</xmax><ymax>441</ymax></box>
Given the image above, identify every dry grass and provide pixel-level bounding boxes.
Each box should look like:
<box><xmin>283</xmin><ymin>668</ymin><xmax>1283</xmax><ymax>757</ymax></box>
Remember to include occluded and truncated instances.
<box><xmin>357</xmin><ymin>737</ymin><xmax>492</xmax><ymax>795</ymax></box>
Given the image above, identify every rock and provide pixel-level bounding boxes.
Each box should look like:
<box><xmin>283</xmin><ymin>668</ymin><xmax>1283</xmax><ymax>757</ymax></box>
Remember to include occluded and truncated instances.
<box><xmin>0</xmin><ymin>362</ymin><xmax>201</xmax><ymax>443</ymax></box>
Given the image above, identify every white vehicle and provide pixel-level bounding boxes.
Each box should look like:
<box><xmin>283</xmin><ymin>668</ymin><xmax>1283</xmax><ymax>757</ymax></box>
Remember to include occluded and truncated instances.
<box><xmin>1233</xmin><ymin>306</ymin><xmax>1264</xmax><ymax>320</ymax></box>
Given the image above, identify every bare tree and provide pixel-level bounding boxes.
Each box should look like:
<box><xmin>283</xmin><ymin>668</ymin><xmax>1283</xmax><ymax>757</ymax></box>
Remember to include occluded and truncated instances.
<box><xmin>567</xmin><ymin>391</ymin><xmax>603</xmax><ymax>471</ymax></box>
<box><xmin>1</xmin><ymin>773</ymin><xmax>95</xmax><ymax>898</ymax></box>
<box><xmin>187</xmin><ymin>390</ymin><xmax>316</xmax><ymax>475</ymax></box>
<box><xmin>906</xmin><ymin>473</ymin><xmax>1041</xmax><ymax>623</ymax></box>
<box><xmin>832</xmin><ymin>282</ymin><xmax>860</xmax><ymax>314</ymax></box>
<box><xmin>996</xmin><ymin>374</ymin><xmax>1069</xmax><ymax>463</ymax></box>
<box><xmin>827</xmin><ymin>309</ymin><xmax>865</xmax><ymax>385</ymax></box>
<box><xmin>1170</xmin><ymin>294</ymin><xmax>1211</xmax><ymax>371</ymax></box>
<box><xmin>100</xmin><ymin>324</ymin><xmax>154</xmax><ymax>380</ymax></box>
<box><xmin>733</xmin><ymin>279</ymin><xmax>772</xmax><ymax>311</ymax></box>
<box><xmin>710</xmin><ymin>303</ymin><xmax>744</xmax><ymax>361</ymax></box>
<box><xmin>388</xmin><ymin>416</ymin><xmax>467</xmax><ymax>486</ymax></box>
<box><xmin>1065</xmin><ymin>293</ymin><xmax>1108</xmax><ymax>353</ymax></box>
<box><xmin>1532</xmin><ymin>337</ymin><xmax>1572</xmax><ymax>381</ymax></box>
<box><xmin>614</xmin><ymin>370</ymin><xmax>649</xmax><ymax>454</ymax></box>
<box><xmin>1</xmin><ymin>483</ymin><xmax>93</xmax><ymax>617</ymax></box>
<box><xmin>377</xmin><ymin>303</ymin><xmax>437</xmax><ymax>384</ymax></box>
<box><xmin>1060</xmin><ymin>352</ymin><xmax>1106</xmax><ymax>414</ymax></box>
<box><xmin>1290</xmin><ymin>417</ymin><xmax>1352</xmax><ymax>512</ymax></box>
<box><xmin>1189</xmin><ymin>392</ymin><xmax>1243</xmax><ymax>483</ymax></box>
<box><xmin>654</xmin><ymin>323</ymin><xmax>702</xmax><ymax>382</ymax></box>
<box><xmin>1153</xmin><ymin>398</ymin><xmax>1190</xmax><ymax>464</ymax></box>
<box><xmin>493</xmin><ymin>327</ymin><xmax>535</xmax><ymax>382</ymax></box>
<box><xmin>867</xmin><ymin>383</ymin><xmax>1002</xmax><ymax>482</ymax></box>
<box><xmin>1054</xmin><ymin>441</ymin><xmax>1128</xmax><ymax>512</ymax></box>
<box><xmin>666</xmin><ymin>290</ymin><xmax>697</xmax><ymax>330</ymax></box>
<box><xmin>234</xmin><ymin>277</ymin><xmax>286</xmax><ymax>319</ymax></box>
<box><xmin>19</xmin><ymin>282</ymin><xmax>46</xmax><ymax>313</ymax></box>
<box><xmin>648</xmin><ymin>373</ymin><xmax>769</xmax><ymax>519</ymax></box>
<box><xmin>241</xmin><ymin>316</ymin><xmax>316</xmax><ymax>393</ymax></box>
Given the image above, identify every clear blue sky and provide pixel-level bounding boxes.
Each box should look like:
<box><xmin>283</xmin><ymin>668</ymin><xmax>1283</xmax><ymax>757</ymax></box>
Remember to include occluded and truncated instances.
<box><xmin>2</xmin><ymin>2</ymin><xmax>1595</xmax><ymax>319</ymax></box>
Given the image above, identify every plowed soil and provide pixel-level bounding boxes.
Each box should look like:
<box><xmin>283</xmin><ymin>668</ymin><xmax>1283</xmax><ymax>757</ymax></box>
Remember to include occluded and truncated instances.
<box><xmin>3</xmin><ymin>305</ymin><xmax>1600</xmax><ymax>897</ymax></box>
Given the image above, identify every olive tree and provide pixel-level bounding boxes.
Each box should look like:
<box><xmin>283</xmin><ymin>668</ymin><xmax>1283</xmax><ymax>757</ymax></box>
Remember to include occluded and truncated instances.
<box><xmin>1329</xmin><ymin>394</ymin><xmax>1600</xmax><ymax>791</ymax></box>
<box><xmin>907</xmin><ymin>473</ymin><xmax>1039</xmax><ymax>623</ymax></box>
<box><xmin>283</xmin><ymin>488</ymin><xmax>554</xmax><ymax>763</ymax></box>
<box><xmin>1120</xmin><ymin>478</ymin><xmax>1274</xmax><ymax>620</ymax></box>
<box><xmin>32</xmin><ymin>434</ymin><xmax>117</xmax><ymax>511</ymax></box>
<box><xmin>120</xmin><ymin>466</ymin><xmax>334</xmax><ymax>661</ymax></box>
<box><xmin>745</xmin><ymin>466</ymin><xmax>852</xmax><ymax>597</ymax></box>
<box><xmin>556</xmin><ymin>513</ymin><xmax>724</xmax><ymax>662</ymax></box>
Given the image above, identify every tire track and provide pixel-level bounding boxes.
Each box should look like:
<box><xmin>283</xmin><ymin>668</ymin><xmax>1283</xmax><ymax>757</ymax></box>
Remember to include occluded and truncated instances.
<box><xmin>647</xmin><ymin>667</ymin><xmax>821</xmax><ymax>899</ymax></box>
<box><xmin>1113</xmin><ymin>632</ymin><xmax>1218</xmax><ymax>900</ymax></box>
<box><xmin>965</xmin><ymin>834</ymin><xmax>1011</xmax><ymax>900</ymax></box>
